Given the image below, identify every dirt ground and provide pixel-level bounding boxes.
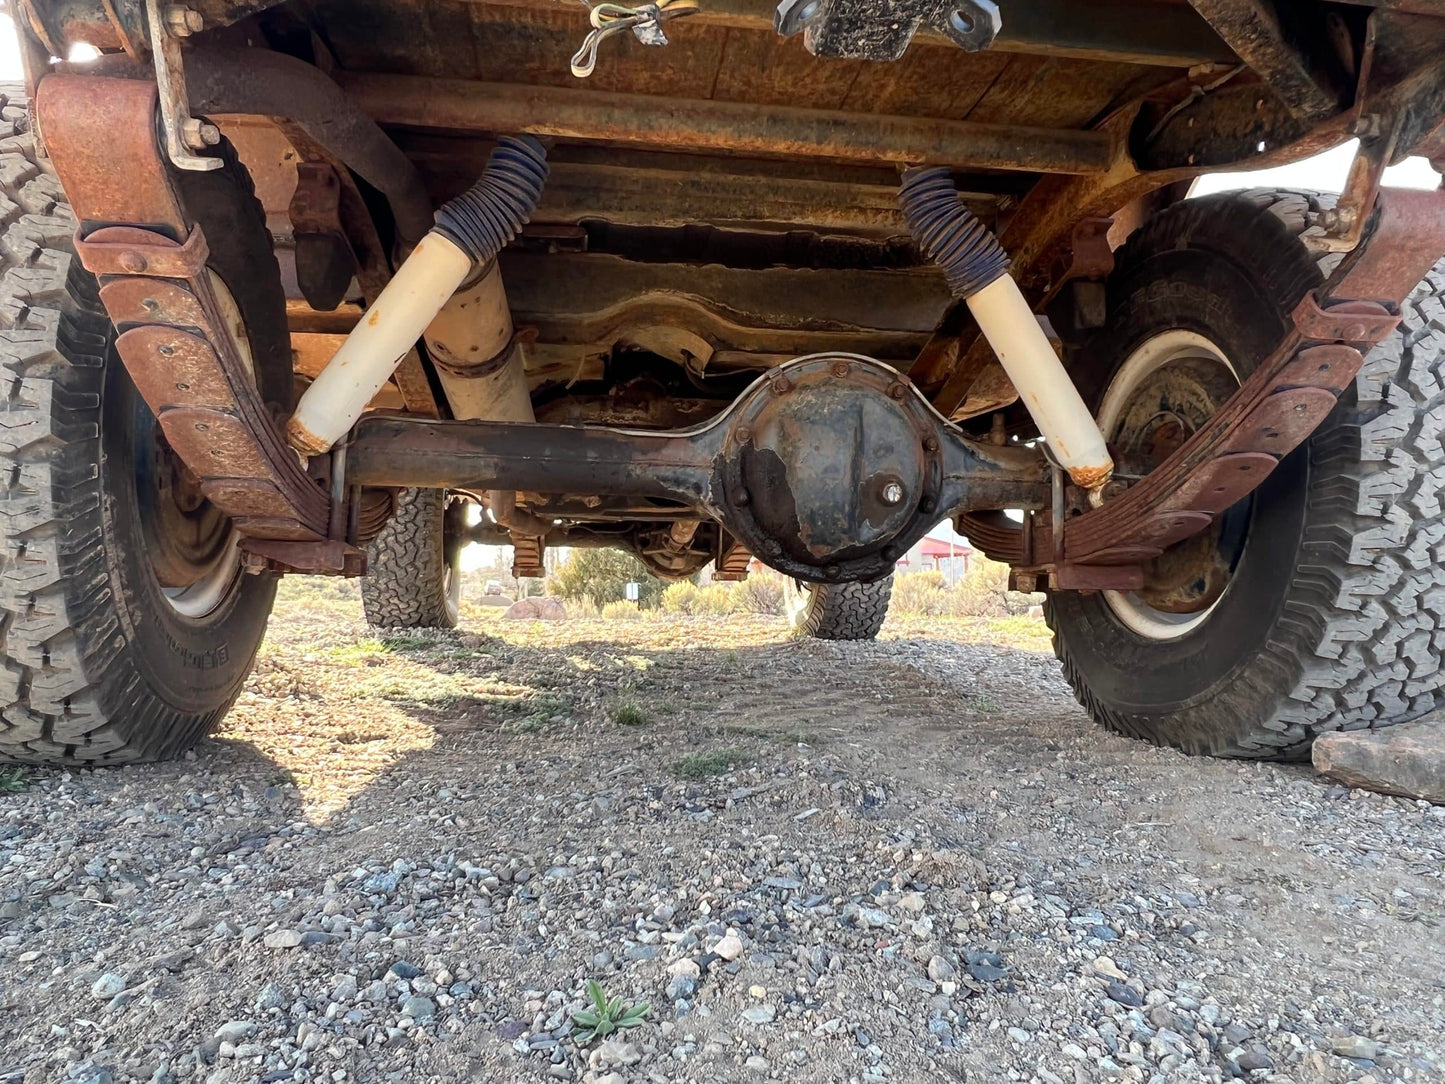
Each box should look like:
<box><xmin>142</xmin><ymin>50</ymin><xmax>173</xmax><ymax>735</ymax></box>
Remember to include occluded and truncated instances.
<box><xmin>1</xmin><ymin>581</ymin><xmax>1443</xmax><ymax>1084</ymax></box>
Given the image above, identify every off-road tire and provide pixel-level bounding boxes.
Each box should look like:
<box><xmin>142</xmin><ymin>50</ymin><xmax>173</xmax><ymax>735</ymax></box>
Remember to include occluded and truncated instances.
<box><xmin>786</xmin><ymin>575</ymin><xmax>893</xmax><ymax>640</ymax></box>
<box><xmin>1046</xmin><ymin>188</ymin><xmax>1445</xmax><ymax>759</ymax></box>
<box><xmin>0</xmin><ymin>94</ymin><xmax>289</xmax><ymax>764</ymax></box>
<box><xmin>362</xmin><ymin>488</ymin><xmax>461</xmax><ymax>629</ymax></box>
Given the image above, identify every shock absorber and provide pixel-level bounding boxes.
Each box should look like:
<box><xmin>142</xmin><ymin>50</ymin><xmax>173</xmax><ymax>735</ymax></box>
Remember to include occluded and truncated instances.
<box><xmin>287</xmin><ymin>135</ymin><xmax>549</xmax><ymax>456</ymax></box>
<box><xmin>900</xmin><ymin>167</ymin><xmax>1113</xmax><ymax>493</ymax></box>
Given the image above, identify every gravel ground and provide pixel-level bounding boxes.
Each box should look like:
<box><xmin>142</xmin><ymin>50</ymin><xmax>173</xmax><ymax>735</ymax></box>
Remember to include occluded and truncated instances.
<box><xmin>2</xmin><ymin>581</ymin><xmax>1443</xmax><ymax>1084</ymax></box>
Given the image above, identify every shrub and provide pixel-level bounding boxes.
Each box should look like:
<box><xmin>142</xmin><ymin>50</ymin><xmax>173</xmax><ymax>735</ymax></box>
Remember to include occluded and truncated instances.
<box><xmin>731</xmin><ymin>570</ymin><xmax>785</xmax><ymax>615</ymax></box>
<box><xmin>889</xmin><ymin>559</ymin><xmax>1016</xmax><ymax>618</ymax></box>
<box><xmin>660</xmin><ymin>581</ymin><xmax>700</xmax><ymax>614</ymax></box>
<box><xmin>550</xmin><ymin>549</ymin><xmax>664</xmax><ymax>609</ymax></box>
<box><xmin>601</xmin><ymin>600</ymin><xmax>642</xmax><ymax>621</ymax></box>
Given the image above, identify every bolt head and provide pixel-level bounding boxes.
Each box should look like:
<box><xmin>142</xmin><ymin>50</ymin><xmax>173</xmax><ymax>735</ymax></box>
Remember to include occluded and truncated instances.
<box><xmin>119</xmin><ymin>252</ymin><xmax>147</xmax><ymax>273</ymax></box>
<box><xmin>923</xmin><ymin>436</ymin><xmax>940</xmax><ymax>453</ymax></box>
<box><xmin>164</xmin><ymin>5</ymin><xmax>203</xmax><ymax>35</ymax></box>
<box><xmin>880</xmin><ymin>481</ymin><xmax>904</xmax><ymax>505</ymax></box>
<box><xmin>888</xmin><ymin>383</ymin><xmax>906</xmax><ymax>400</ymax></box>
<box><xmin>734</xmin><ymin>425</ymin><xmax>752</xmax><ymax>444</ymax></box>
<box><xmin>830</xmin><ymin>360</ymin><xmax>850</xmax><ymax>377</ymax></box>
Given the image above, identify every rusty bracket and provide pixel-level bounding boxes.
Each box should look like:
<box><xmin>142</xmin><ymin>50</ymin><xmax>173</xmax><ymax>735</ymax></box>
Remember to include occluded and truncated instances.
<box><xmin>288</xmin><ymin>162</ymin><xmax>360</xmax><ymax>312</ymax></box>
<box><xmin>76</xmin><ymin>224</ymin><xmax>335</xmax><ymax>546</ymax></box>
<box><xmin>142</xmin><ymin>0</ymin><xmax>221</xmax><ymax>171</ymax></box>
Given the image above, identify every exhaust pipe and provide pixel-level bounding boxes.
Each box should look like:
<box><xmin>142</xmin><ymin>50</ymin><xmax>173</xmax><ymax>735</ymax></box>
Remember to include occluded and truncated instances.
<box><xmin>900</xmin><ymin>167</ymin><xmax>1113</xmax><ymax>493</ymax></box>
<box><xmin>287</xmin><ymin>136</ymin><xmax>549</xmax><ymax>456</ymax></box>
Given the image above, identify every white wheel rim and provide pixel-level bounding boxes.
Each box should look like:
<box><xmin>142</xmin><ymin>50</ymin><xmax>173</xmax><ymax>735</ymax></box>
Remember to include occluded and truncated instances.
<box><xmin>1098</xmin><ymin>330</ymin><xmax>1240</xmax><ymax>642</ymax></box>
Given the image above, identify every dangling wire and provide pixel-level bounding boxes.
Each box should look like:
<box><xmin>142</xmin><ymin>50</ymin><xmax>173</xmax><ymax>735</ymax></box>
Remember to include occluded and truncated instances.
<box><xmin>569</xmin><ymin>0</ymin><xmax>700</xmax><ymax>78</ymax></box>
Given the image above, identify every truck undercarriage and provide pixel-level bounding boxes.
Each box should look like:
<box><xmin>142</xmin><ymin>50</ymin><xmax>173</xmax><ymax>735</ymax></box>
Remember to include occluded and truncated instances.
<box><xmin>4</xmin><ymin>0</ymin><xmax>1445</xmax><ymax>763</ymax></box>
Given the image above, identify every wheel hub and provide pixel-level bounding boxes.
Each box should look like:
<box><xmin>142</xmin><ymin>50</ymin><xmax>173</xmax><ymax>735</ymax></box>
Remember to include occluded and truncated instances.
<box><xmin>1098</xmin><ymin>331</ymin><xmax>1246</xmax><ymax>639</ymax></box>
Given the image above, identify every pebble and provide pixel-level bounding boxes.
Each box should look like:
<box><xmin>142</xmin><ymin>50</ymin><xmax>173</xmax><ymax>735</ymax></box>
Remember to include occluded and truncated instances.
<box><xmin>261</xmin><ymin>930</ymin><xmax>302</xmax><ymax>949</ymax></box>
<box><xmin>742</xmin><ymin>1005</ymin><xmax>776</xmax><ymax>1024</ymax></box>
<box><xmin>90</xmin><ymin>974</ymin><xmax>126</xmax><ymax>1000</ymax></box>
<box><xmin>713</xmin><ymin>933</ymin><xmax>744</xmax><ymax>961</ymax></box>
<box><xmin>1332</xmin><ymin>1035</ymin><xmax>1379</xmax><ymax>1060</ymax></box>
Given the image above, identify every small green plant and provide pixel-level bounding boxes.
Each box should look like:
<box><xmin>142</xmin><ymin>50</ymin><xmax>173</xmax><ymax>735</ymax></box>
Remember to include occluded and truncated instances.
<box><xmin>671</xmin><ymin>748</ymin><xmax>751</xmax><ymax>780</ymax></box>
<box><xmin>0</xmin><ymin>767</ymin><xmax>29</xmax><ymax>793</ymax></box>
<box><xmin>975</xmin><ymin>697</ymin><xmax>999</xmax><ymax>713</ymax></box>
<box><xmin>571</xmin><ymin>980</ymin><xmax>650</xmax><ymax>1044</ymax></box>
<box><xmin>614</xmin><ymin>700</ymin><xmax>646</xmax><ymax>726</ymax></box>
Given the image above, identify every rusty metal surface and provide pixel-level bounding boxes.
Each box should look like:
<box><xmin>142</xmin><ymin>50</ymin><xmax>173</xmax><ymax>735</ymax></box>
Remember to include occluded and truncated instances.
<box><xmin>337</xmin><ymin>72</ymin><xmax>1114</xmax><ymax>175</ymax></box>
<box><xmin>1325</xmin><ymin>187</ymin><xmax>1445</xmax><ymax>306</ymax></box>
<box><xmin>41</xmin><ymin>75</ymin><xmax>340</xmax><ymax>568</ymax></box>
<box><xmin>36</xmin><ymin>76</ymin><xmax>187</xmax><ymax>238</ymax></box>
<box><xmin>1183</xmin><ymin>0</ymin><xmax>1345</xmax><ymax>119</ymax></box>
<box><xmin>348</xmin><ymin>354</ymin><xmax>1049</xmax><ymax>583</ymax></box>
<box><xmin>184</xmin><ymin>46</ymin><xmax>435</xmax><ymax>245</ymax></box>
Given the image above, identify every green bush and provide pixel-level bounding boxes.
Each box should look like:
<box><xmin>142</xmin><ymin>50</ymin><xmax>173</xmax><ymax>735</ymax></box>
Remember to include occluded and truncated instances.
<box><xmin>550</xmin><ymin>549</ymin><xmax>665</xmax><ymax>609</ymax></box>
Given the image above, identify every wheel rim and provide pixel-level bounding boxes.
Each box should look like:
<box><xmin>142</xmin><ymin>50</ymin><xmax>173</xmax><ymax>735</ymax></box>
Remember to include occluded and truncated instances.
<box><xmin>136</xmin><ymin>273</ymin><xmax>251</xmax><ymax>620</ymax></box>
<box><xmin>1098</xmin><ymin>330</ymin><xmax>1247</xmax><ymax>642</ymax></box>
<box><xmin>784</xmin><ymin>577</ymin><xmax>814</xmax><ymax>627</ymax></box>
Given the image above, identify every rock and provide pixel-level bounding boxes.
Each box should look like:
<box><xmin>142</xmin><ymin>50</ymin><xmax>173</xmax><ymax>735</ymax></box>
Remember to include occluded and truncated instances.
<box><xmin>503</xmin><ymin>596</ymin><xmax>567</xmax><ymax>621</ymax></box>
<box><xmin>1313</xmin><ymin>718</ymin><xmax>1445</xmax><ymax>802</ymax></box>
<box><xmin>588</xmin><ymin>1040</ymin><xmax>641</xmax><ymax>1070</ymax></box>
<box><xmin>1092</xmin><ymin>956</ymin><xmax>1127</xmax><ymax>981</ymax></box>
<box><xmin>713</xmin><ymin>933</ymin><xmax>744</xmax><ymax>961</ymax></box>
<box><xmin>1332</xmin><ymin>1035</ymin><xmax>1378</xmax><ymax>1060</ymax></box>
<box><xmin>666</xmin><ymin>975</ymin><xmax>696</xmax><ymax>1001</ymax></box>
<box><xmin>926</xmin><ymin>956</ymin><xmax>956</xmax><ymax>983</ymax></box>
<box><xmin>1106</xmin><ymin>982</ymin><xmax>1143</xmax><ymax>1007</ymax></box>
<box><xmin>1237</xmin><ymin>1048</ymin><xmax>1274</xmax><ymax>1072</ymax></box>
<box><xmin>742</xmin><ymin>1005</ymin><xmax>775</xmax><ymax>1024</ymax></box>
<box><xmin>401</xmin><ymin>996</ymin><xmax>435</xmax><ymax>1021</ymax></box>
<box><xmin>262</xmin><ymin>930</ymin><xmax>302</xmax><ymax>949</ymax></box>
<box><xmin>387</xmin><ymin>961</ymin><xmax>422</xmax><ymax>980</ymax></box>
<box><xmin>90</xmin><ymin>973</ymin><xmax>127</xmax><ymax>1000</ymax></box>
<box><xmin>745</xmin><ymin>1055</ymin><xmax>770</xmax><ymax>1073</ymax></box>
<box><xmin>255</xmin><ymin>983</ymin><xmax>284</xmax><ymax>1011</ymax></box>
<box><xmin>214</xmin><ymin>1021</ymin><xmax>255</xmax><ymax>1044</ymax></box>
<box><xmin>967</xmin><ymin>962</ymin><xmax>1007</xmax><ymax>983</ymax></box>
<box><xmin>666</xmin><ymin>959</ymin><xmax>700</xmax><ymax>979</ymax></box>
<box><xmin>897</xmin><ymin>892</ymin><xmax>925</xmax><ymax>913</ymax></box>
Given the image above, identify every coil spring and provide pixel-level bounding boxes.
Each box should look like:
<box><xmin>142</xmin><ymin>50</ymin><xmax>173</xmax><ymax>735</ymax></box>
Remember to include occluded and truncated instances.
<box><xmin>899</xmin><ymin>166</ymin><xmax>1010</xmax><ymax>299</ymax></box>
<box><xmin>432</xmin><ymin>135</ymin><xmax>549</xmax><ymax>265</ymax></box>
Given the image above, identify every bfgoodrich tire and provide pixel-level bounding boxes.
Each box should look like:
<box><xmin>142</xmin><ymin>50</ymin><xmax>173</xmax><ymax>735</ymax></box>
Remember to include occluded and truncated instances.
<box><xmin>785</xmin><ymin>575</ymin><xmax>893</xmax><ymax>640</ymax></box>
<box><xmin>361</xmin><ymin>489</ymin><xmax>462</xmax><ymax>629</ymax></box>
<box><xmin>1046</xmin><ymin>189</ymin><xmax>1445</xmax><ymax>759</ymax></box>
<box><xmin>0</xmin><ymin>99</ymin><xmax>289</xmax><ymax>765</ymax></box>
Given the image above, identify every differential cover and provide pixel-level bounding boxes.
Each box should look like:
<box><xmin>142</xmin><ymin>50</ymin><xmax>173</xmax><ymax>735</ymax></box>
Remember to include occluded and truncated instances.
<box><xmin>716</xmin><ymin>354</ymin><xmax>945</xmax><ymax>582</ymax></box>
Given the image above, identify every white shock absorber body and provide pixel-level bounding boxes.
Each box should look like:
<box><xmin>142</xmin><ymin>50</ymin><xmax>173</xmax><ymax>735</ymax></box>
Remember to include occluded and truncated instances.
<box><xmin>423</xmin><ymin>262</ymin><xmax>536</xmax><ymax>424</ymax></box>
<box><xmin>287</xmin><ymin>134</ymin><xmax>549</xmax><ymax>457</ymax></box>
<box><xmin>964</xmin><ymin>273</ymin><xmax>1113</xmax><ymax>490</ymax></box>
<box><xmin>287</xmin><ymin>233</ymin><xmax>475</xmax><ymax>455</ymax></box>
<box><xmin>899</xmin><ymin>165</ymin><xmax>1113</xmax><ymax>493</ymax></box>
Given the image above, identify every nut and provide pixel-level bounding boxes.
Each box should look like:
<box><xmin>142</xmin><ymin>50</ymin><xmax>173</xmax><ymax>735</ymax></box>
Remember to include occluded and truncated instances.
<box><xmin>164</xmin><ymin>5</ymin><xmax>204</xmax><ymax>36</ymax></box>
<box><xmin>181</xmin><ymin>118</ymin><xmax>221</xmax><ymax>150</ymax></box>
